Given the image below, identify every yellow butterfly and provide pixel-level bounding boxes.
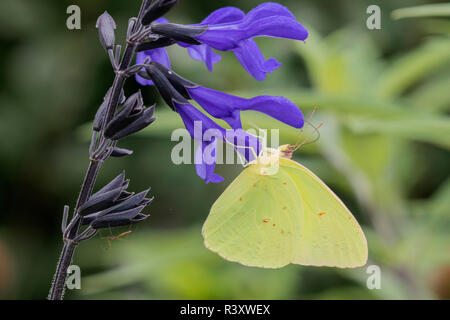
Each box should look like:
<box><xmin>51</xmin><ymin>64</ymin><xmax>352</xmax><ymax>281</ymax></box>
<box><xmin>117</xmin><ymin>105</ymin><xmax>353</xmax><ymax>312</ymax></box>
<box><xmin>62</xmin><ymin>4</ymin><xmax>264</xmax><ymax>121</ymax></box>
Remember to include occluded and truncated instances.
<box><xmin>202</xmin><ymin>134</ymin><xmax>368</xmax><ymax>268</ymax></box>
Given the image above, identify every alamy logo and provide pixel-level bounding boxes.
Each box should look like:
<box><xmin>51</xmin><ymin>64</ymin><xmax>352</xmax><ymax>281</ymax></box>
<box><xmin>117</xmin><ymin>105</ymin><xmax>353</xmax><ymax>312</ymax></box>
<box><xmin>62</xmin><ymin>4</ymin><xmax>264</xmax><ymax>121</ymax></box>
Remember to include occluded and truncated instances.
<box><xmin>366</xmin><ymin>5</ymin><xmax>381</xmax><ymax>30</ymax></box>
<box><xmin>65</xmin><ymin>265</ymin><xmax>81</xmax><ymax>290</ymax></box>
<box><xmin>366</xmin><ymin>265</ymin><xmax>381</xmax><ymax>289</ymax></box>
<box><xmin>66</xmin><ymin>5</ymin><xmax>81</xmax><ymax>30</ymax></box>
<box><xmin>171</xmin><ymin>121</ymin><xmax>280</xmax><ymax>171</ymax></box>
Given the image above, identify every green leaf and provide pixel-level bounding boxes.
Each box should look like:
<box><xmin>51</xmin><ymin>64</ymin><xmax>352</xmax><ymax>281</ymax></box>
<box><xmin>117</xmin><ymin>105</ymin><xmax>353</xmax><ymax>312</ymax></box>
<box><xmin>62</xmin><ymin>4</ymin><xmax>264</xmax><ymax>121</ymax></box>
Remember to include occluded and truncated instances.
<box><xmin>408</xmin><ymin>75</ymin><xmax>450</xmax><ymax>112</ymax></box>
<box><xmin>347</xmin><ymin>116</ymin><xmax>450</xmax><ymax>149</ymax></box>
<box><xmin>376</xmin><ymin>39</ymin><xmax>450</xmax><ymax>98</ymax></box>
<box><xmin>392</xmin><ymin>4</ymin><xmax>450</xmax><ymax>20</ymax></box>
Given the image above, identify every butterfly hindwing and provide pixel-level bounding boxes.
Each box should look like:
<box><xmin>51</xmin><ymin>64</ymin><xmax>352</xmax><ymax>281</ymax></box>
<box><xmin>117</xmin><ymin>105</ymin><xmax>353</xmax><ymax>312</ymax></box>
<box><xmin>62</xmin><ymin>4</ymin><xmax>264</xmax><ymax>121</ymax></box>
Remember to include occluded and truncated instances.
<box><xmin>202</xmin><ymin>167</ymin><xmax>301</xmax><ymax>268</ymax></box>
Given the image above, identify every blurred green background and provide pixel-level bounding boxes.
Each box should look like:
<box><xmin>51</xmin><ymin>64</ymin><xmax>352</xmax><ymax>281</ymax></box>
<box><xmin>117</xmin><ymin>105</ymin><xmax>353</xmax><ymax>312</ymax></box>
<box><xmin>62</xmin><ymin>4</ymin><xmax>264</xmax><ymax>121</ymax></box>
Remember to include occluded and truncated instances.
<box><xmin>0</xmin><ymin>0</ymin><xmax>449</xmax><ymax>300</ymax></box>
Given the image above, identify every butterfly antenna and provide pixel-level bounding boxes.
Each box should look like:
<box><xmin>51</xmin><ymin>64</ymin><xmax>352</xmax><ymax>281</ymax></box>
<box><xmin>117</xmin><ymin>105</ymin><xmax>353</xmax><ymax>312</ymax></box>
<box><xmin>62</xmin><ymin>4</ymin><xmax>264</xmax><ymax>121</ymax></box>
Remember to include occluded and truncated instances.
<box><xmin>292</xmin><ymin>121</ymin><xmax>324</xmax><ymax>151</ymax></box>
<box><xmin>292</xmin><ymin>106</ymin><xmax>318</xmax><ymax>150</ymax></box>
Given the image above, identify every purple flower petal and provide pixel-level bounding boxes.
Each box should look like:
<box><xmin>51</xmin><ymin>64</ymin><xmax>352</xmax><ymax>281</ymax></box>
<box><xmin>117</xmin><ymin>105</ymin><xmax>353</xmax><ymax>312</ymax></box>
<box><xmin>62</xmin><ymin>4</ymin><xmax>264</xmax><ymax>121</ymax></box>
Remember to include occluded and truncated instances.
<box><xmin>174</xmin><ymin>102</ymin><xmax>265</xmax><ymax>183</ymax></box>
<box><xmin>175</xmin><ymin>102</ymin><xmax>225</xmax><ymax>137</ymax></box>
<box><xmin>195</xmin><ymin>3</ymin><xmax>308</xmax><ymax>51</ymax></box>
<box><xmin>135</xmin><ymin>47</ymin><xmax>171</xmax><ymax>86</ymax></box>
<box><xmin>197</xmin><ymin>16</ymin><xmax>308</xmax><ymax>51</ymax></box>
<box><xmin>232</xmin><ymin>38</ymin><xmax>282</xmax><ymax>81</ymax></box>
<box><xmin>188</xmin><ymin>86</ymin><xmax>304</xmax><ymax>129</ymax></box>
<box><xmin>200</xmin><ymin>6</ymin><xmax>245</xmax><ymax>25</ymax></box>
<box><xmin>245</xmin><ymin>2</ymin><xmax>296</xmax><ymax>21</ymax></box>
<box><xmin>175</xmin><ymin>102</ymin><xmax>225</xmax><ymax>183</ymax></box>
<box><xmin>186</xmin><ymin>45</ymin><xmax>221</xmax><ymax>72</ymax></box>
<box><xmin>195</xmin><ymin>142</ymin><xmax>224</xmax><ymax>184</ymax></box>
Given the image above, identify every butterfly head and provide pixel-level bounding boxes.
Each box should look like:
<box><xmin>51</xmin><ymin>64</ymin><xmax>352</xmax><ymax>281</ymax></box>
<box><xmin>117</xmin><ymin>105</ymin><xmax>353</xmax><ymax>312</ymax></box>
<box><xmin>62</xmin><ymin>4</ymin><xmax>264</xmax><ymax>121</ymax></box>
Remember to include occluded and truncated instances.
<box><xmin>279</xmin><ymin>144</ymin><xmax>294</xmax><ymax>159</ymax></box>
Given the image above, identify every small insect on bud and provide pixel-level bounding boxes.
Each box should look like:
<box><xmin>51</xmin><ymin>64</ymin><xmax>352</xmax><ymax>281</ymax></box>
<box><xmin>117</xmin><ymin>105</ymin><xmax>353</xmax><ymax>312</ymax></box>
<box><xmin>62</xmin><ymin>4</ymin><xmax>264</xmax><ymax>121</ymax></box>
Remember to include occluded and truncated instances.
<box><xmin>150</xmin><ymin>23</ymin><xmax>207</xmax><ymax>45</ymax></box>
<box><xmin>141</xmin><ymin>0</ymin><xmax>178</xmax><ymax>26</ymax></box>
<box><xmin>96</xmin><ymin>11</ymin><xmax>117</xmax><ymax>51</ymax></box>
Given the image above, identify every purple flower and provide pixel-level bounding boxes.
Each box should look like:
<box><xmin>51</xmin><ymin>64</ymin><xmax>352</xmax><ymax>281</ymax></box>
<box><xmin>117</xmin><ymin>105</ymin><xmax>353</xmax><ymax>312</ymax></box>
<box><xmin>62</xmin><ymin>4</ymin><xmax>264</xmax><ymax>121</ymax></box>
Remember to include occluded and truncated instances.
<box><xmin>147</xmin><ymin>3</ymin><xmax>308</xmax><ymax>80</ymax></box>
<box><xmin>148</xmin><ymin>3</ymin><xmax>307</xmax><ymax>80</ymax></box>
<box><xmin>193</xmin><ymin>2</ymin><xmax>308</xmax><ymax>80</ymax></box>
<box><xmin>178</xmin><ymin>7</ymin><xmax>245</xmax><ymax>71</ymax></box>
<box><xmin>138</xmin><ymin>61</ymin><xmax>304</xmax><ymax>184</ymax></box>
<box><xmin>175</xmin><ymin>102</ymin><xmax>262</xmax><ymax>184</ymax></box>
<box><xmin>195</xmin><ymin>3</ymin><xmax>307</xmax><ymax>50</ymax></box>
<box><xmin>133</xmin><ymin>2</ymin><xmax>308</xmax><ymax>183</ymax></box>
<box><xmin>175</xmin><ymin>86</ymin><xmax>303</xmax><ymax>183</ymax></box>
<box><xmin>175</xmin><ymin>102</ymin><xmax>225</xmax><ymax>183</ymax></box>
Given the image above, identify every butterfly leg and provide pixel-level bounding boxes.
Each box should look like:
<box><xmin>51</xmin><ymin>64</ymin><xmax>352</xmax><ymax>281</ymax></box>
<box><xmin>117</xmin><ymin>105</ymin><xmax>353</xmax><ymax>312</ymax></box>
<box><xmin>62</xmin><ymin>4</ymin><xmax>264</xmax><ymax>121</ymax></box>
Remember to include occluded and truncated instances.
<box><xmin>223</xmin><ymin>136</ymin><xmax>259</xmax><ymax>168</ymax></box>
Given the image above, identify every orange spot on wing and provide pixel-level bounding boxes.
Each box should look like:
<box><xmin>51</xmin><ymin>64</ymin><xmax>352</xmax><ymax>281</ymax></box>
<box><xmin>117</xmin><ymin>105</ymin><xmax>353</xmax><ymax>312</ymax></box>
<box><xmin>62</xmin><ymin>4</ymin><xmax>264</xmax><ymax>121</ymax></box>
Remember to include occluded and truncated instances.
<box><xmin>253</xmin><ymin>183</ymin><xmax>256</xmax><ymax>187</ymax></box>
<box><xmin>282</xmin><ymin>182</ymin><xmax>287</xmax><ymax>185</ymax></box>
<box><xmin>318</xmin><ymin>212</ymin><xmax>326</xmax><ymax>216</ymax></box>
<box><xmin>263</xmin><ymin>218</ymin><xmax>270</xmax><ymax>223</ymax></box>
<box><xmin>282</xmin><ymin>206</ymin><xmax>287</xmax><ymax>210</ymax></box>
<box><xmin>239</xmin><ymin>197</ymin><xmax>243</xmax><ymax>201</ymax></box>
<box><xmin>272</xmin><ymin>224</ymin><xmax>276</xmax><ymax>227</ymax></box>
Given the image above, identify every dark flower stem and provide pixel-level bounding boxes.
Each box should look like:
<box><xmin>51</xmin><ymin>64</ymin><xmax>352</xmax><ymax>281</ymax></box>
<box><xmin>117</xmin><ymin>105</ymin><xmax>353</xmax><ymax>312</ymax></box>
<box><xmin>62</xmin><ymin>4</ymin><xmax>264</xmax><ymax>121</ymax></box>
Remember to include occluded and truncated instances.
<box><xmin>48</xmin><ymin>161</ymin><xmax>100</xmax><ymax>300</ymax></box>
<box><xmin>48</xmin><ymin>241</ymin><xmax>76</xmax><ymax>300</ymax></box>
<box><xmin>48</xmin><ymin>1</ymin><xmax>144</xmax><ymax>299</ymax></box>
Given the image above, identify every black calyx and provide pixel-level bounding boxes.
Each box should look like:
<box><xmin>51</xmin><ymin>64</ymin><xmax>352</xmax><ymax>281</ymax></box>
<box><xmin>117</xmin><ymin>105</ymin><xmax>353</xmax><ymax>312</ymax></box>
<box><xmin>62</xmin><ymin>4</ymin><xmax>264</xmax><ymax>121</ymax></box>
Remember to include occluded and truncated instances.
<box><xmin>104</xmin><ymin>90</ymin><xmax>156</xmax><ymax>140</ymax></box>
<box><xmin>141</xmin><ymin>0</ymin><xmax>178</xmax><ymax>26</ymax></box>
<box><xmin>80</xmin><ymin>173</ymin><xmax>152</xmax><ymax>230</ymax></box>
<box><xmin>139</xmin><ymin>62</ymin><xmax>191</xmax><ymax>110</ymax></box>
<box><xmin>150</xmin><ymin>23</ymin><xmax>207</xmax><ymax>45</ymax></box>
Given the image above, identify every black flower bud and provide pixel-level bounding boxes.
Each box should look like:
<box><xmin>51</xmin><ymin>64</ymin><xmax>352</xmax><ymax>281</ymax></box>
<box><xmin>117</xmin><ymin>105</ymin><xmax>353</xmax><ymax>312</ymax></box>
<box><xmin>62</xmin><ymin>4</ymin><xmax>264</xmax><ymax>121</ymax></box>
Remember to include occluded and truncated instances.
<box><xmin>104</xmin><ymin>91</ymin><xmax>144</xmax><ymax>138</ymax></box>
<box><xmin>90</xmin><ymin>206</ymin><xmax>148</xmax><ymax>229</ymax></box>
<box><xmin>110</xmin><ymin>147</ymin><xmax>134</xmax><ymax>157</ymax></box>
<box><xmin>140</xmin><ymin>62</ymin><xmax>189</xmax><ymax>110</ymax></box>
<box><xmin>78</xmin><ymin>172</ymin><xmax>129</xmax><ymax>215</ymax></box>
<box><xmin>78</xmin><ymin>186</ymin><xmax>125</xmax><ymax>216</ymax></box>
<box><xmin>137</xmin><ymin>36</ymin><xmax>176</xmax><ymax>52</ymax></box>
<box><xmin>150</xmin><ymin>23</ymin><xmax>207</xmax><ymax>45</ymax></box>
<box><xmin>95</xmin><ymin>172</ymin><xmax>127</xmax><ymax>195</ymax></box>
<box><xmin>151</xmin><ymin>61</ymin><xmax>198</xmax><ymax>100</ymax></box>
<box><xmin>105</xmin><ymin>105</ymin><xmax>156</xmax><ymax>140</ymax></box>
<box><xmin>96</xmin><ymin>11</ymin><xmax>117</xmax><ymax>51</ymax></box>
<box><xmin>82</xmin><ymin>189</ymin><xmax>152</xmax><ymax>226</ymax></box>
<box><xmin>142</xmin><ymin>0</ymin><xmax>178</xmax><ymax>26</ymax></box>
<box><xmin>93</xmin><ymin>88</ymin><xmax>125</xmax><ymax>131</ymax></box>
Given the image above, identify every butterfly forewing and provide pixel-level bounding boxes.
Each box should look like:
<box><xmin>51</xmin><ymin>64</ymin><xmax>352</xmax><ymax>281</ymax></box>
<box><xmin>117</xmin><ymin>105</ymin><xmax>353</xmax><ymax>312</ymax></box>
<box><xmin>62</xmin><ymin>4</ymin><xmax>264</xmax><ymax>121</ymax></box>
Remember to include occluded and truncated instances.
<box><xmin>279</xmin><ymin>158</ymin><xmax>368</xmax><ymax>268</ymax></box>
